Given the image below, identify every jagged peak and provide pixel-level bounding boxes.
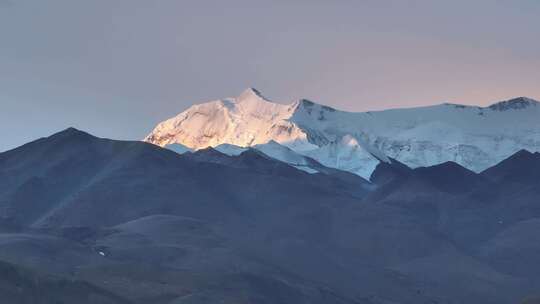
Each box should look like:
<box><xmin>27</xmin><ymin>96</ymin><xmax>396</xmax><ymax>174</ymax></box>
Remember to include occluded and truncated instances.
<box><xmin>177</xmin><ymin>88</ymin><xmax>275</xmax><ymax>113</ymax></box>
<box><xmin>416</xmin><ymin>160</ymin><xmax>475</xmax><ymax>174</ymax></box>
<box><xmin>290</xmin><ymin>98</ymin><xmax>339</xmax><ymax>123</ymax></box>
<box><xmin>49</xmin><ymin>127</ymin><xmax>96</xmax><ymax>141</ymax></box>
<box><xmin>292</xmin><ymin>98</ymin><xmax>336</xmax><ymax>111</ymax></box>
<box><xmin>1</xmin><ymin>127</ymin><xmax>99</xmax><ymax>155</ymax></box>
<box><xmin>236</xmin><ymin>87</ymin><xmax>270</xmax><ymax>103</ymax></box>
<box><xmin>487</xmin><ymin>97</ymin><xmax>539</xmax><ymax>111</ymax></box>
<box><xmin>480</xmin><ymin>149</ymin><xmax>537</xmax><ymax>174</ymax></box>
<box><xmin>506</xmin><ymin>149</ymin><xmax>536</xmax><ymax>161</ymax></box>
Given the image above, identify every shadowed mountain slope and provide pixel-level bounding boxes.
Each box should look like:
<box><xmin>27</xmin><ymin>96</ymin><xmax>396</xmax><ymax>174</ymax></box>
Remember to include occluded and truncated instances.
<box><xmin>1</xmin><ymin>128</ymin><xmax>540</xmax><ymax>303</ymax></box>
<box><xmin>0</xmin><ymin>128</ymin><xmax>369</xmax><ymax>228</ymax></box>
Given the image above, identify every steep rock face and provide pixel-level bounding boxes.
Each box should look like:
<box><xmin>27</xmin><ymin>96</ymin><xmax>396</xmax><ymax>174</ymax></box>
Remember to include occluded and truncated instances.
<box><xmin>145</xmin><ymin>89</ymin><xmax>540</xmax><ymax>179</ymax></box>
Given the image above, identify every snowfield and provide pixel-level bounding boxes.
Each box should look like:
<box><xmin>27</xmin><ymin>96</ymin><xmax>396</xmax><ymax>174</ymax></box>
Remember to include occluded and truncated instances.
<box><xmin>146</xmin><ymin>88</ymin><xmax>540</xmax><ymax>179</ymax></box>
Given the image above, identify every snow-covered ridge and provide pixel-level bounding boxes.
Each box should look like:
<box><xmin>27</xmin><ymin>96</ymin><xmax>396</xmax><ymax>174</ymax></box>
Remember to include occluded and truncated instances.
<box><xmin>146</xmin><ymin>88</ymin><xmax>540</xmax><ymax>179</ymax></box>
<box><xmin>487</xmin><ymin>97</ymin><xmax>539</xmax><ymax>111</ymax></box>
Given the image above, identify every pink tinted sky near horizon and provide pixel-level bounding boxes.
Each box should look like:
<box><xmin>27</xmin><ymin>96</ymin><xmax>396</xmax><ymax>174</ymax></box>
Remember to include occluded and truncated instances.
<box><xmin>0</xmin><ymin>0</ymin><xmax>539</xmax><ymax>151</ymax></box>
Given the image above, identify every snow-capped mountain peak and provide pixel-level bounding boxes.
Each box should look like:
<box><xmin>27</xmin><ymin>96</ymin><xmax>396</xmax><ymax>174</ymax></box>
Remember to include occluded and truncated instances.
<box><xmin>236</xmin><ymin>87</ymin><xmax>267</xmax><ymax>102</ymax></box>
<box><xmin>145</xmin><ymin>89</ymin><xmax>540</xmax><ymax>179</ymax></box>
<box><xmin>144</xmin><ymin>88</ymin><xmax>311</xmax><ymax>150</ymax></box>
<box><xmin>487</xmin><ymin>97</ymin><xmax>539</xmax><ymax>111</ymax></box>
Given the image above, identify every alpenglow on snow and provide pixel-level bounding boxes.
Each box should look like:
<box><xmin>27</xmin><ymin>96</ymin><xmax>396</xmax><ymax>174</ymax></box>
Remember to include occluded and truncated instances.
<box><xmin>145</xmin><ymin>88</ymin><xmax>540</xmax><ymax>179</ymax></box>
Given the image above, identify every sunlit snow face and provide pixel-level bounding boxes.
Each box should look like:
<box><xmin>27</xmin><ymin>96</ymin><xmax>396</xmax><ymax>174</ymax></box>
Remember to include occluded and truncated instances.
<box><xmin>147</xmin><ymin>88</ymin><xmax>540</xmax><ymax>180</ymax></box>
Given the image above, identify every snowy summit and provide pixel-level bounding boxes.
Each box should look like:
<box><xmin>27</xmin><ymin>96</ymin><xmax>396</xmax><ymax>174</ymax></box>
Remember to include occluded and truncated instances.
<box><xmin>145</xmin><ymin>89</ymin><xmax>540</xmax><ymax>179</ymax></box>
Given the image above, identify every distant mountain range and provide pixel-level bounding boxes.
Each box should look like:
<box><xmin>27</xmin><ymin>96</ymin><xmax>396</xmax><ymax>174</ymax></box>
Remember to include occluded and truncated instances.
<box><xmin>1</xmin><ymin>128</ymin><xmax>540</xmax><ymax>303</ymax></box>
<box><xmin>145</xmin><ymin>88</ymin><xmax>540</xmax><ymax>179</ymax></box>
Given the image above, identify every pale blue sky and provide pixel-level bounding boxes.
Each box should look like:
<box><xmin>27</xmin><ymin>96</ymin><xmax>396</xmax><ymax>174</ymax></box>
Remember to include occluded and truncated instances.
<box><xmin>1</xmin><ymin>0</ymin><xmax>539</xmax><ymax>151</ymax></box>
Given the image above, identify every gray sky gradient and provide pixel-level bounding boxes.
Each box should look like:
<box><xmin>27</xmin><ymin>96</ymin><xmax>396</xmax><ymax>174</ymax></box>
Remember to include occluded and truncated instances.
<box><xmin>1</xmin><ymin>0</ymin><xmax>539</xmax><ymax>151</ymax></box>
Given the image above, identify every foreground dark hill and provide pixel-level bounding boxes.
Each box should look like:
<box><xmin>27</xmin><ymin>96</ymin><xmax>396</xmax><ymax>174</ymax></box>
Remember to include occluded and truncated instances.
<box><xmin>481</xmin><ymin>149</ymin><xmax>540</xmax><ymax>183</ymax></box>
<box><xmin>0</xmin><ymin>128</ymin><xmax>368</xmax><ymax>228</ymax></box>
<box><xmin>0</xmin><ymin>128</ymin><xmax>539</xmax><ymax>304</ymax></box>
<box><xmin>0</xmin><ymin>260</ymin><xmax>129</xmax><ymax>304</ymax></box>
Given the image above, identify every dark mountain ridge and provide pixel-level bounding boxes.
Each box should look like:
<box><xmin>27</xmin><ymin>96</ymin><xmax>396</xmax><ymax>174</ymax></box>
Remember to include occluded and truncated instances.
<box><xmin>0</xmin><ymin>128</ymin><xmax>539</xmax><ymax>304</ymax></box>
